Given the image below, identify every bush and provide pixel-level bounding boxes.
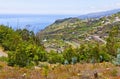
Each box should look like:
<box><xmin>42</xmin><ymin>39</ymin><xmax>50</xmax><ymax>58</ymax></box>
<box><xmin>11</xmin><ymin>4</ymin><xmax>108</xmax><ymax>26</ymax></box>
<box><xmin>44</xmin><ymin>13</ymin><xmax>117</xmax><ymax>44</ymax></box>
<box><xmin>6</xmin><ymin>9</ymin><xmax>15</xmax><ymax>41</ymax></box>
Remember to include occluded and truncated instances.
<box><xmin>63</xmin><ymin>46</ymin><xmax>77</xmax><ymax>63</ymax></box>
<box><xmin>8</xmin><ymin>42</ymin><xmax>47</xmax><ymax>67</ymax></box>
<box><xmin>48</xmin><ymin>51</ymin><xmax>64</xmax><ymax>64</ymax></box>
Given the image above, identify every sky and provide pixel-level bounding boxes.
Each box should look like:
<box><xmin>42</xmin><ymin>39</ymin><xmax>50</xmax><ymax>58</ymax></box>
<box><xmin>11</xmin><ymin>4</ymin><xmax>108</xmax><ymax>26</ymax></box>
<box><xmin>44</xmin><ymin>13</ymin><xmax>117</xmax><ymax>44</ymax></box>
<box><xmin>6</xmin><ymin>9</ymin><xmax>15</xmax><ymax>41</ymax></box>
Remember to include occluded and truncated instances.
<box><xmin>0</xmin><ymin>0</ymin><xmax>120</xmax><ymax>15</ymax></box>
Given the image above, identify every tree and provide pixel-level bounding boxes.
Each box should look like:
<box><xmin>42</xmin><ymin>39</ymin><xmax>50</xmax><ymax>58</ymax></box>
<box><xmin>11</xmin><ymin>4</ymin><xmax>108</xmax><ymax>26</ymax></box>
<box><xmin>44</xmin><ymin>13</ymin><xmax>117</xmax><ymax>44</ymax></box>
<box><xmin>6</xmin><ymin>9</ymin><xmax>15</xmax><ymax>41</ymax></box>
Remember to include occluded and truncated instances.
<box><xmin>76</xmin><ymin>44</ymin><xmax>90</xmax><ymax>63</ymax></box>
<box><xmin>0</xmin><ymin>25</ymin><xmax>21</xmax><ymax>50</ymax></box>
<box><xmin>63</xmin><ymin>46</ymin><xmax>77</xmax><ymax>64</ymax></box>
<box><xmin>106</xmin><ymin>26</ymin><xmax>119</xmax><ymax>56</ymax></box>
<box><xmin>48</xmin><ymin>50</ymin><xmax>64</xmax><ymax>64</ymax></box>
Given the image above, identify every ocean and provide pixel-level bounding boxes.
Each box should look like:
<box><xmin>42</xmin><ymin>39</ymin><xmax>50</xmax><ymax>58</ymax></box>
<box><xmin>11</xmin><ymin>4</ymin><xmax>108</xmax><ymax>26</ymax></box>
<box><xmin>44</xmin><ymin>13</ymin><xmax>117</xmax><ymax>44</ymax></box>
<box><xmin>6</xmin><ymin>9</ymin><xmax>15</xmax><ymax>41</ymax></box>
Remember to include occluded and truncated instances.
<box><xmin>0</xmin><ymin>14</ymin><xmax>77</xmax><ymax>33</ymax></box>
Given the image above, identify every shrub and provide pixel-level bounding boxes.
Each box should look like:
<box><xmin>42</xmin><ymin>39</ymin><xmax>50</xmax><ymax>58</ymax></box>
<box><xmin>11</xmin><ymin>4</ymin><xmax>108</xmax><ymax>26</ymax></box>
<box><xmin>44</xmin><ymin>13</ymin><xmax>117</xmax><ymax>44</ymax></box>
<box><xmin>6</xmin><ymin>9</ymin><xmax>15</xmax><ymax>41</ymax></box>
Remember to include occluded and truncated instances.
<box><xmin>48</xmin><ymin>51</ymin><xmax>64</xmax><ymax>64</ymax></box>
<box><xmin>63</xmin><ymin>46</ymin><xmax>77</xmax><ymax>63</ymax></box>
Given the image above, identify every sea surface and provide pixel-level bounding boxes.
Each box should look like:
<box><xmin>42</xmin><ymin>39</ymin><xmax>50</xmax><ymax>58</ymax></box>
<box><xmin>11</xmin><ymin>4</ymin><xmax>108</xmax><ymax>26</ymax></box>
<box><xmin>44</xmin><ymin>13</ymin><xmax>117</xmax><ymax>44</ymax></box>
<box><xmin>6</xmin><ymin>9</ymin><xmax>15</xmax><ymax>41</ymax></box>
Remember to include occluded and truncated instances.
<box><xmin>0</xmin><ymin>14</ymin><xmax>77</xmax><ymax>33</ymax></box>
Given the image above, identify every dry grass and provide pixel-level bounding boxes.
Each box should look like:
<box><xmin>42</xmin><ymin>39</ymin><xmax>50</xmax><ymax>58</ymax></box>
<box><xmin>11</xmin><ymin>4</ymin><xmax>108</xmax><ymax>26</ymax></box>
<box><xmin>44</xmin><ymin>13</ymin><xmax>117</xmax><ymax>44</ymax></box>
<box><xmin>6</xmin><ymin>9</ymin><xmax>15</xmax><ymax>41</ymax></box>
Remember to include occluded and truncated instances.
<box><xmin>0</xmin><ymin>62</ymin><xmax>120</xmax><ymax>79</ymax></box>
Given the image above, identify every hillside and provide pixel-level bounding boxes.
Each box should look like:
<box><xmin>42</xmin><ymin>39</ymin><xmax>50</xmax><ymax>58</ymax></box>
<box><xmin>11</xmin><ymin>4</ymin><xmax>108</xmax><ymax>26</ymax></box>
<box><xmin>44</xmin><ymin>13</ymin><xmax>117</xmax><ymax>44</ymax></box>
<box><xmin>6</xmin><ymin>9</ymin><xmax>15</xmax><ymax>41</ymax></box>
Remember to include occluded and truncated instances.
<box><xmin>37</xmin><ymin>12</ymin><xmax>120</xmax><ymax>52</ymax></box>
<box><xmin>0</xmin><ymin>11</ymin><xmax>120</xmax><ymax>79</ymax></box>
<box><xmin>0</xmin><ymin>24</ymin><xmax>120</xmax><ymax>79</ymax></box>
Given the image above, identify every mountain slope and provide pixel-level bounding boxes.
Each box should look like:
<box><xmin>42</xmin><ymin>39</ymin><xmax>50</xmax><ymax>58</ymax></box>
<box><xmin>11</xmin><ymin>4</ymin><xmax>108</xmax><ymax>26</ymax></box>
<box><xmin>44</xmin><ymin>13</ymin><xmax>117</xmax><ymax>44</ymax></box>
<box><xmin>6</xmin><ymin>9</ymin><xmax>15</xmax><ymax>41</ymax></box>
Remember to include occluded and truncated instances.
<box><xmin>37</xmin><ymin>11</ymin><xmax>120</xmax><ymax>52</ymax></box>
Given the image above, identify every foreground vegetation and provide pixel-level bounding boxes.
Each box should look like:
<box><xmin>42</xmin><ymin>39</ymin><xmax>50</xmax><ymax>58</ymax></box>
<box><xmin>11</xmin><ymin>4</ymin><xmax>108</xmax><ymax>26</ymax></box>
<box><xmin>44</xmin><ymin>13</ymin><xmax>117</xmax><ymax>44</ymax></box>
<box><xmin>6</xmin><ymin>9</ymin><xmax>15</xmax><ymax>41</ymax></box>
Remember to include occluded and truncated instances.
<box><xmin>0</xmin><ymin>24</ymin><xmax>120</xmax><ymax>78</ymax></box>
<box><xmin>0</xmin><ymin>24</ymin><xmax>120</xmax><ymax>66</ymax></box>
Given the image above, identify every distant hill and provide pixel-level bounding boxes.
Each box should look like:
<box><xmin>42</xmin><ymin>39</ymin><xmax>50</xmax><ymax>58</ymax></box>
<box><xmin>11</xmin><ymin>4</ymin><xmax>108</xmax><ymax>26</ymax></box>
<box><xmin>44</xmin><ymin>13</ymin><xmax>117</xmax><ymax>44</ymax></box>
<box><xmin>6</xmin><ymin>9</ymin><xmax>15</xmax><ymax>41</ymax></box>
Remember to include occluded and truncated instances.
<box><xmin>78</xmin><ymin>9</ymin><xmax>120</xmax><ymax>19</ymax></box>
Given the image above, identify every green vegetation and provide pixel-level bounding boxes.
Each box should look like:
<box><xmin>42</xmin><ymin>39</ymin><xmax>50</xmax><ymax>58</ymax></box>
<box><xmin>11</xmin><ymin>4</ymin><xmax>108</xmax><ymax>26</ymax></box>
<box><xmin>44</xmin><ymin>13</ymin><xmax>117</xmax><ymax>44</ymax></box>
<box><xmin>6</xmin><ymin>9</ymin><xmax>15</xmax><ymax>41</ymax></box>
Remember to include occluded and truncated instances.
<box><xmin>0</xmin><ymin>12</ymin><xmax>120</xmax><ymax>69</ymax></box>
<box><xmin>0</xmin><ymin>25</ymin><xmax>46</xmax><ymax>67</ymax></box>
<box><xmin>0</xmin><ymin>24</ymin><xmax>119</xmax><ymax>67</ymax></box>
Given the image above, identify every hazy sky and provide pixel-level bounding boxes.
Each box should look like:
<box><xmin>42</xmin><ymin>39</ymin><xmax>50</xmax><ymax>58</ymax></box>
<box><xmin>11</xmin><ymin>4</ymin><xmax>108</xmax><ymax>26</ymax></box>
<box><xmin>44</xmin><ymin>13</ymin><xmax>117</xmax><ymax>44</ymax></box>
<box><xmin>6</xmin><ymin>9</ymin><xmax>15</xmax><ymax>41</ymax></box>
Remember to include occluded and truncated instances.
<box><xmin>0</xmin><ymin>0</ymin><xmax>120</xmax><ymax>14</ymax></box>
